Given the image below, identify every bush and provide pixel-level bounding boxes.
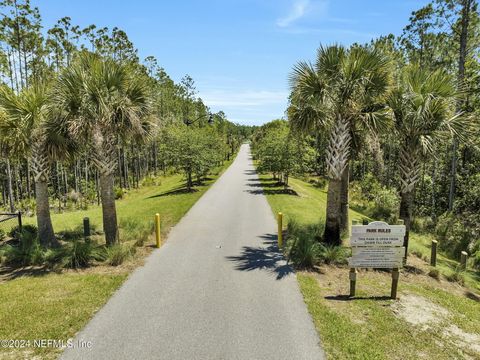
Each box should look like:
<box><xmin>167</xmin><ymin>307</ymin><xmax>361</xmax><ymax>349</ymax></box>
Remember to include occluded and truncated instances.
<box><xmin>119</xmin><ymin>218</ymin><xmax>153</xmax><ymax>246</ymax></box>
<box><xmin>104</xmin><ymin>244</ymin><xmax>135</xmax><ymax>266</ymax></box>
<box><xmin>350</xmin><ymin>174</ymin><xmax>399</xmax><ymax>223</ymax></box>
<box><xmin>8</xmin><ymin>224</ymin><xmax>38</xmax><ymax>241</ymax></box>
<box><xmin>0</xmin><ymin>229</ymin><xmax>5</xmax><ymax>241</ymax></box>
<box><xmin>428</xmin><ymin>268</ymin><xmax>440</xmax><ymax>280</ymax></box>
<box><xmin>435</xmin><ymin>212</ymin><xmax>479</xmax><ymax>260</ymax></box>
<box><xmin>446</xmin><ymin>266</ymin><xmax>465</xmax><ymax>285</ymax></box>
<box><xmin>114</xmin><ymin>187</ymin><xmax>125</xmax><ymax>200</ymax></box>
<box><xmin>411</xmin><ymin>217</ymin><xmax>435</xmax><ymax>233</ymax></box>
<box><xmin>48</xmin><ymin>240</ymin><xmax>103</xmax><ymax>269</ymax></box>
<box><xmin>3</xmin><ymin>230</ymin><xmax>44</xmax><ymax>266</ymax></box>
<box><xmin>321</xmin><ymin>245</ymin><xmax>349</xmax><ymax>265</ymax></box>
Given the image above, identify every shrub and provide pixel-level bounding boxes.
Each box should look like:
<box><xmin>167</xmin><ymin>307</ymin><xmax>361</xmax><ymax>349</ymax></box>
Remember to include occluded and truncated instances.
<box><xmin>435</xmin><ymin>212</ymin><xmax>479</xmax><ymax>260</ymax></box>
<box><xmin>428</xmin><ymin>268</ymin><xmax>440</xmax><ymax>280</ymax></box>
<box><xmin>46</xmin><ymin>240</ymin><xmax>102</xmax><ymax>269</ymax></box>
<box><xmin>350</xmin><ymin>174</ymin><xmax>399</xmax><ymax>223</ymax></box>
<box><xmin>3</xmin><ymin>230</ymin><xmax>44</xmax><ymax>266</ymax></box>
<box><xmin>119</xmin><ymin>218</ymin><xmax>153</xmax><ymax>246</ymax></box>
<box><xmin>114</xmin><ymin>187</ymin><xmax>125</xmax><ymax>200</ymax></box>
<box><xmin>446</xmin><ymin>266</ymin><xmax>465</xmax><ymax>285</ymax></box>
<box><xmin>0</xmin><ymin>229</ymin><xmax>5</xmax><ymax>241</ymax></box>
<box><xmin>104</xmin><ymin>244</ymin><xmax>135</xmax><ymax>266</ymax></box>
<box><xmin>8</xmin><ymin>224</ymin><xmax>38</xmax><ymax>241</ymax></box>
<box><xmin>321</xmin><ymin>245</ymin><xmax>349</xmax><ymax>265</ymax></box>
<box><xmin>411</xmin><ymin>217</ymin><xmax>435</xmax><ymax>233</ymax></box>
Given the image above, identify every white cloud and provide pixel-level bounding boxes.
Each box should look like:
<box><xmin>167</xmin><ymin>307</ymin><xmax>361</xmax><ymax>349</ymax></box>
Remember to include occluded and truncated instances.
<box><xmin>276</xmin><ymin>0</ymin><xmax>311</xmax><ymax>28</ymax></box>
<box><xmin>198</xmin><ymin>88</ymin><xmax>288</xmax><ymax>125</ymax></box>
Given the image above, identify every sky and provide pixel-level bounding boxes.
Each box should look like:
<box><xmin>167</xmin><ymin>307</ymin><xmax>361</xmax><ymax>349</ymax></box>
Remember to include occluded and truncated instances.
<box><xmin>41</xmin><ymin>0</ymin><xmax>429</xmax><ymax>125</ymax></box>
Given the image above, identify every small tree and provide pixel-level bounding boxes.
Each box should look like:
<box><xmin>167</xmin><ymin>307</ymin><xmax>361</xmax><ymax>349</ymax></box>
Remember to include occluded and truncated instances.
<box><xmin>52</xmin><ymin>53</ymin><xmax>153</xmax><ymax>245</ymax></box>
<box><xmin>387</xmin><ymin>65</ymin><xmax>473</xmax><ymax>247</ymax></box>
<box><xmin>0</xmin><ymin>82</ymin><xmax>60</xmax><ymax>247</ymax></box>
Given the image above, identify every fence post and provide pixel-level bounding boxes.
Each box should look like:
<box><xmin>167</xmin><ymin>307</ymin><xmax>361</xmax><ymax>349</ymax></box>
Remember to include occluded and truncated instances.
<box><xmin>155</xmin><ymin>213</ymin><xmax>161</xmax><ymax>248</ymax></box>
<box><xmin>83</xmin><ymin>217</ymin><xmax>90</xmax><ymax>240</ymax></box>
<box><xmin>277</xmin><ymin>212</ymin><xmax>283</xmax><ymax>249</ymax></box>
<box><xmin>460</xmin><ymin>251</ymin><xmax>468</xmax><ymax>270</ymax></box>
<box><xmin>430</xmin><ymin>240</ymin><xmax>437</xmax><ymax>267</ymax></box>
<box><xmin>17</xmin><ymin>211</ymin><xmax>22</xmax><ymax>232</ymax></box>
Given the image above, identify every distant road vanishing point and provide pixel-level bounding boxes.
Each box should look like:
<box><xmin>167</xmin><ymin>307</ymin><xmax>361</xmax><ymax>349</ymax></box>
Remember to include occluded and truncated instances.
<box><xmin>61</xmin><ymin>144</ymin><xmax>325</xmax><ymax>360</ymax></box>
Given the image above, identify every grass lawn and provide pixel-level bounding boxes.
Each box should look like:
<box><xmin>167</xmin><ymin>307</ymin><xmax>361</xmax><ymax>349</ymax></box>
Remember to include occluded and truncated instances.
<box><xmin>258</xmin><ymin>173</ymin><xmax>480</xmax><ymax>359</ymax></box>
<box><xmin>0</xmin><ymin>159</ymin><xmax>233</xmax><ymax>360</ymax></box>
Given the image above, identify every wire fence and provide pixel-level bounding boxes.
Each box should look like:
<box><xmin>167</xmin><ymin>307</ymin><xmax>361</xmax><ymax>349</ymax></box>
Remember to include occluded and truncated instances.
<box><xmin>0</xmin><ymin>212</ymin><xmax>22</xmax><ymax>240</ymax></box>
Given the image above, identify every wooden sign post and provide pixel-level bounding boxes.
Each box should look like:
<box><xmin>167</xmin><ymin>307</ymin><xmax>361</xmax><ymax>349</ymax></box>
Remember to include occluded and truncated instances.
<box><xmin>348</xmin><ymin>221</ymin><xmax>405</xmax><ymax>299</ymax></box>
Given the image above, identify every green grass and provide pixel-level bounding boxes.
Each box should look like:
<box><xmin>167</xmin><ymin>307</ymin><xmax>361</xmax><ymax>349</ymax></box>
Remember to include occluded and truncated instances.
<box><xmin>410</xmin><ymin>232</ymin><xmax>480</xmax><ymax>292</ymax></box>
<box><xmin>0</xmin><ymin>273</ymin><xmax>126</xmax><ymax>360</ymax></box>
<box><xmin>0</xmin><ymin>160</ymin><xmax>233</xmax><ymax>360</ymax></box>
<box><xmin>23</xmin><ymin>167</ymin><xmax>230</xmax><ymax>238</ymax></box>
<box><xmin>298</xmin><ymin>273</ymin><xmax>480</xmax><ymax>360</ymax></box>
<box><xmin>257</xmin><ymin>174</ymin><xmax>365</xmax><ymax>227</ymax></box>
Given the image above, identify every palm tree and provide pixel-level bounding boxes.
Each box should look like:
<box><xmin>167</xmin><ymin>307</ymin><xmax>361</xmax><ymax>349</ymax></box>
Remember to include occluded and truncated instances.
<box><xmin>289</xmin><ymin>45</ymin><xmax>390</xmax><ymax>245</ymax></box>
<box><xmin>52</xmin><ymin>53</ymin><xmax>152</xmax><ymax>245</ymax></box>
<box><xmin>0</xmin><ymin>83</ymin><xmax>59</xmax><ymax>247</ymax></box>
<box><xmin>386</xmin><ymin>65</ymin><xmax>471</xmax><ymax>251</ymax></box>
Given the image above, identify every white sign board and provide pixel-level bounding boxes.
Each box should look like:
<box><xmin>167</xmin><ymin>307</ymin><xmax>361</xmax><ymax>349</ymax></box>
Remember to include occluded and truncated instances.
<box><xmin>350</xmin><ymin>234</ymin><xmax>404</xmax><ymax>247</ymax></box>
<box><xmin>349</xmin><ymin>221</ymin><xmax>405</xmax><ymax>269</ymax></box>
<box><xmin>348</xmin><ymin>257</ymin><xmax>404</xmax><ymax>268</ymax></box>
<box><xmin>351</xmin><ymin>221</ymin><xmax>405</xmax><ymax>236</ymax></box>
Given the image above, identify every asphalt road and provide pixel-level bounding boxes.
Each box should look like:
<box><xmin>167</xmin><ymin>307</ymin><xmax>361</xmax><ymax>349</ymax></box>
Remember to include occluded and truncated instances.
<box><xmin>61</xmin><ymin>144</ymin><xmax>325</xmax><ymax>360</ymax></box>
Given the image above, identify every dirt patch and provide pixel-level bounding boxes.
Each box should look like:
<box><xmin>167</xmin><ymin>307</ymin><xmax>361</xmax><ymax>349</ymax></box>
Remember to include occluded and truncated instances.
<box><xmin>443</xmin><ymin>325</ymin><xmax>480</xmax><ymax>354</ymax></box>
<box><xmin>392</xmin><ymin>293</ymin><xmax>449</xmax><ymax>330</ymax></box>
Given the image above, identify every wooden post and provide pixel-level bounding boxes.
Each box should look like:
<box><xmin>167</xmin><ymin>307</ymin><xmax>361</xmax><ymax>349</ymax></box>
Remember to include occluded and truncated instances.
<box><xmin>277</xmin><ymin>212</ymin><xmax>283</xmax><ymax>249</ymax></box>
<box><xmin>397</xmin><ymin>219</ymin><xmax>407</xmax><ymax>265</ymax></box>
<box><xmin>460</xmin><ymin>251</ymin><xmax>468</xmax><ymax>270</ymax></box>
<box><xmin>155</xmin><ymin>213</ymin><xmax>161</xmax><ymax>248</ymax></box>
<box><xmin>83</xmin><ymin>217</ymin><xmax>90</xmax><ymax>240</ymax></box>
<box><xmin>349</xmin><ymin>268</ymin><xmax>357</xmax><ymax>297</ymax></box>
<box><xmin>17</xmin><ymin>211</ymin><xmax>22</xmax><ymax>232</ymax></box>
<box><xmin>391</xmin><ymin>268</ymin><xmax>399</xmax><ymax>299</ymax></box>
<box><xmin>430</xmin><ymin>240</ymin><xmax>437</xmax><ymax>267</ymax></box>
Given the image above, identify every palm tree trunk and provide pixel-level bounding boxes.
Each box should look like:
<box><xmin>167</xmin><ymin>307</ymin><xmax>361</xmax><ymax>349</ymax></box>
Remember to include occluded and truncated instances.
<box><xmin>324</xmin><ymin>115</ymin><xmax>351</xmax><ymax>245</ymax></box>
<box><xmin>340</xmin><ymin>167</ymin><xmax>349</xmax><ymax>233</ymax></box>
<box><xmin>99</xmin><ymin>172</ymin><xmax>118</xmax><ymax>246</ymax></box>
<box><xmin>6</xmin><ymin>158</ymin><xmax>15</xmax><ymax>212</ymax></box>
<box><xmin>35</xmin><ymin>178</ymin><xmax>57</xmax><ymax>247</ymax></box>
<box><xmin>399</xmin><ymin>190</ymin><xmax>413</xmax><ymax>258</ymax></box>
<box><xmin>325</xmin><ymin>178</ymin><xmax>342</xmax><ymax>245</ymax></box>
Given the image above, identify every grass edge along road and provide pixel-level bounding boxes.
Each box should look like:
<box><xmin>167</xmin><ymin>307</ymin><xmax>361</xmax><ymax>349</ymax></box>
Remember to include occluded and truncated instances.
<box><xmin>0</xmin><ymin>159</ymin><xmax>234</xmax><ymax>360</ymax></box>
<box><xmin>258</xmin><ymin>174</ymin><xmax>480</xmax><ymax>360</ymax></box>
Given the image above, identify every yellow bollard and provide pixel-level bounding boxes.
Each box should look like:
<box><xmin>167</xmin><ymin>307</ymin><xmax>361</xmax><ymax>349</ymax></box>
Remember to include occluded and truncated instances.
<box><xmin>277</xmin><ymin>212</ymin><xmax>283</xmax><ymax>249</ymax></box>
<box><xmin>155</xmin><ymin>213</ymin><xmax>161</xmax><ymax>248</ymax></box>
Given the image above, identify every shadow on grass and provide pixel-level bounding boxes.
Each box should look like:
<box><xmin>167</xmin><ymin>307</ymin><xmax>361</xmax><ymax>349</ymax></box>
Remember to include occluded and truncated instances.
<box><xmin>0</xmin><ymin>265</ymin><xmax>49</xmax><ymax>282</ymax></box>
<box><xmin>226</xmin><ymin>233</ymin><xmax>293</xmax><ymax>280</ymax></box>
<box><xmin>246</xmin><ymin>181</ymin><xmax>283</xmax><ymax>188</ymax></box>
<box><xmin>246</xmin><ymin>188</ymin><xmax>299</xmax><ymax>196</ymax></box>
<box><xmin>325</xmin><ymin>294</ymin><xmax>393</xmax><ymax>301</ymax></box>
<box><xmin>147</xmin><ymin>186</ymin><xmax>198</xmax><ymax>199</ymax></box>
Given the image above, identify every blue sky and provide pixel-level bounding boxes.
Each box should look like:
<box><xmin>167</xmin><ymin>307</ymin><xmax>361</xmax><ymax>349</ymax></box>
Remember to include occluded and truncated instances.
<box><xmin>41</xmin><ymin>0</ymin><xmax>428</xmax><ymax>125</ymax></box>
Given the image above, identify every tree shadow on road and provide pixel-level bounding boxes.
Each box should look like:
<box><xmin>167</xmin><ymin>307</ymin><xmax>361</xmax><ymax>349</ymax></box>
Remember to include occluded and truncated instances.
<box><xmin>225</xmin><ymin>233</ymin><xmax>293</xmax><ymax>280</ymax></box>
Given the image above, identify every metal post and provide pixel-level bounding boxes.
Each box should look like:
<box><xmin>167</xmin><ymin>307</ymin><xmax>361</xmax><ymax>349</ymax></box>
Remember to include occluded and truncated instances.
<box><xmin>155</xmin><ymin>213</ymin><xmax>161</xmax><ymax>248</ymax></box>
<box><xmin>277</xmin><ymin>212</ymin><xmax>283</xmax><ymax>249</ymax></box>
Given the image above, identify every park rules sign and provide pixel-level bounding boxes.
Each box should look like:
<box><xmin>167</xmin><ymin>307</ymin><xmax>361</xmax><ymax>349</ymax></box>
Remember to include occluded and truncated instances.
<box><xmin>348</xmin><ymin>221</ymin><xmax>405</xmax><ymax>268</ymax></box>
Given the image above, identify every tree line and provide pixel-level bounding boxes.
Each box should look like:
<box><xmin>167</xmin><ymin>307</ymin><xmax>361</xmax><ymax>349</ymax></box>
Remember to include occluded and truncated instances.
<box><xmin>253</xmin><ymin>0</ymin><xmax>480</xmax><ymax>262</ymax></box>
<box><xmin>0</xmin><ymin>0</ymin><xmax>251</xmax><ymax>248</ymax></box>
